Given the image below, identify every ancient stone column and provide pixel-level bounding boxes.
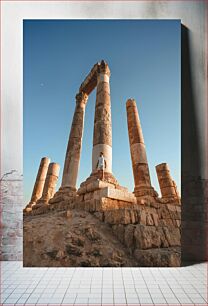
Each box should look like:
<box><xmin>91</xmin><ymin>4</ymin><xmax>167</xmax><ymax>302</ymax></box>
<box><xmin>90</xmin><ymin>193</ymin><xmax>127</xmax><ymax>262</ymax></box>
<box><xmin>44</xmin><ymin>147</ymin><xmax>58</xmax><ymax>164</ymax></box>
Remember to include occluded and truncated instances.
<box><xmin>156</xmin><ymin>163</ymin><xmax>179</xmax><ymax>199</ymax></box>
<box><xmin>37</xmin><ymin>163</ymin><xmax>60</xmax><ymax>204</ymax></box>
<box><xmin>61</xmin><ymin>92</ymin><xmax>88</xmax><ymax>190</ymax></box>
<box><xmin>173</xmin><ymin>180</ymin><xmax>180</xmax><ymax>199</ymax></box>
<box><xmin>92</xmin><ymin>60</ymin><xmax>112</xmax><ymax>173</ymax></box>
<box><xmin>126</xmin><ymin>99</ymin><xmax>156</xmax><ymax>197</ymax></box>
<box><xmin>27</xmin><ymin>157</ymin><xmax>50</xmax><ymax>207</ymax></box>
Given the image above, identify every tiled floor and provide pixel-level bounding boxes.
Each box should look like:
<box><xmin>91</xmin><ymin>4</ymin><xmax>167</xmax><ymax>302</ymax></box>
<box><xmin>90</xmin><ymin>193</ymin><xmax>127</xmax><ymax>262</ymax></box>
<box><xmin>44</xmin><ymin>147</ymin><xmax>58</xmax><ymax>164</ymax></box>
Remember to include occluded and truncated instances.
<box><xmin>0</xmin><ymin>262</ymin><xmax>207</xmax><ymax>305</ymax></box>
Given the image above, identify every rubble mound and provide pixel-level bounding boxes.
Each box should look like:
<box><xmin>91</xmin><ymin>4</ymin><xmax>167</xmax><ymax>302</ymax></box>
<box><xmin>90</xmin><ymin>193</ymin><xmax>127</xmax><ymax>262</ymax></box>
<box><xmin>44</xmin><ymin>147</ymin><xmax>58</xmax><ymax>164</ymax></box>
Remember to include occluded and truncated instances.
<box><xmin>23</xmin><ymin>205</ymin><xmax>181</xmax><ymax>267</ymax></box>
<box><xmin>23</xmin><ymin>209</ymin><xmax>138</xmax><ymax>267</ymax></box>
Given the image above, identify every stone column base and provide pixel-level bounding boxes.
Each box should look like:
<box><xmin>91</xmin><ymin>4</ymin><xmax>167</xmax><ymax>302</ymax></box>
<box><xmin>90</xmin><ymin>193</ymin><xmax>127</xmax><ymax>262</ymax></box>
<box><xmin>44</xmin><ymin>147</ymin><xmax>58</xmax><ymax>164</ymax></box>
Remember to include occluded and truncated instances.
<box><xmin>32</xmin><ymin>200</ymin><xmax>50</xmax><ymax>210</ymax></box>
<box><xmin>23</xmin><ymin>201</ymin><xmax>36</xmax><ymax>212</ymax></box>
<box><xmin>134</xmin><ymin>186</ymin><xmax>158</xmax><ymax>197</ymax></box>
<box><xmin>49</xmin><ymin>186</ymin><xmax>77</xmax><ymax>204</ymax></box>
<box><xmin>159</xmin><ymin>196</ymin><xmax>181</xmax><ymax>205</ymax></box>
<box><xmin>80</xmin><ymin>171</ymin><xmax>119</xmax><ymax>189</ymax></box>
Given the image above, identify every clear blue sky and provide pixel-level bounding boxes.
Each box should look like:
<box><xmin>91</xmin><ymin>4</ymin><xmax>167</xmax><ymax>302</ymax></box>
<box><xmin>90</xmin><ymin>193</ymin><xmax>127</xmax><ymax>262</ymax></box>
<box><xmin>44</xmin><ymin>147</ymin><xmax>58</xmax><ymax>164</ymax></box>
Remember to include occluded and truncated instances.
<box><xmin>24</xmin><ymin>20</ymin><xmax>181</xmax><ymax>203</ymax></box>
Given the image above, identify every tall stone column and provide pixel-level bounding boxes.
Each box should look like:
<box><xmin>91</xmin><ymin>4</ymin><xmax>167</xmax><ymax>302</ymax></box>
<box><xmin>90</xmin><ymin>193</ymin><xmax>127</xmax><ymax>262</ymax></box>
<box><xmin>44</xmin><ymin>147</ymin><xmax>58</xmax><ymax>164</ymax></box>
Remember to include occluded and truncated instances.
<box><xmin>27</xmin><ymin>157</ymin><xmax>50</xmax><ymax>207</ymax></box>
<box><xmin>61</xmin><ymin>91</ymin><xmax>88</xmax><ymax>191</ymax></box>
<box><xmin>156</xmin><ymin>163</ymin><xmax>180</xmax><ymax>201</ymax></box>
<box><xmin>126</xmin><ymin>99</ymin><xmax>156</xmax><ymax>197</ymax></box>
<box><xmin>92</xmin><ymin>60</ymin><xmax>112</xmax><ymax>173</ymax></box>
<box><xmin>36</xmin><ymin>163</ymin><xmax>60</xmax><ymax>205</ymax></box>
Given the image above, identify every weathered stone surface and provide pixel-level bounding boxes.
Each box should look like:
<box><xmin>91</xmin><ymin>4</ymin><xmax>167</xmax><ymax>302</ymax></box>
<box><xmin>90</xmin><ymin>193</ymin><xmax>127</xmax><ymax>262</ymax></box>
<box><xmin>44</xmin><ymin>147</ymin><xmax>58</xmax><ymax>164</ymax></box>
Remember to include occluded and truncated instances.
<box><xmin>94</xmin><ymin>187</ymin><xmax>137</xmax><ymax>203</ymax></box>
<box><xmin>156</xmin><ymin>163</ymin><xmax>180</xmax><ymax>202</ymax></box>
<box><xmin>112</xmin><ymin>224</ymin><xmax>125</xmax><ymax>244</ymax></box>
<box><xmin>134</xmin><ymin>247</ymin><xmax>181</xmax><ymax>267</ymax></box>
<box><xmin>146</xmin><ymin>213</ymin><xmax>154</xmax><ymax>226</ymax></box>
<box><xmin>1</xmin><ymin>170</ymin><xmax>23</xmax><ymax>260</ymax></box>
<box><xmin>27</xmin><ymin>157</ymin><xmax>50</xmax><ymax>207</ymax></box>
<box><xmin>134</xmin><ymin>225</ymin><xmax>161</xmax><ymax>249</ymax></box>
<box><xmin>37</xmin><ymin>163</ymin><xmax>60</xmax><ymax>204</ymax></box>
<box><xmin>151</xmin><ymin>212</ymin><xmax>159</xmax><ymax>226</ymax></box>
<box><xmin>124</xmin><ymin>224</ymin><xmax>135</xmax><ymax>254</ymax></box>
<box><xmin>61</xmin><ymin>92</ymin><xmax>88</xmax><ymax>191</ymax></box>
<box><xmin>140</xmin><ymin>209</ymin><xmax>147</xmax><ymax>225</ymax></box>
<box><xmin>162</xmin><ymin>226</ymin><xmax>181</xmax><ymax>247</ymax></box>
<box><xmin>126</xmin><ymin>99</ymin><xmax>157</xmax><ymax>199</ymax></box>
<box><xmin>104</xmin><ymin>209</ymin><xmax>131</xmax><ymax>225</ymax></box>
<box><xmin>92</xmin><ymin>60</ymin><xmax>112</xmax><ymax>175</ymax></box>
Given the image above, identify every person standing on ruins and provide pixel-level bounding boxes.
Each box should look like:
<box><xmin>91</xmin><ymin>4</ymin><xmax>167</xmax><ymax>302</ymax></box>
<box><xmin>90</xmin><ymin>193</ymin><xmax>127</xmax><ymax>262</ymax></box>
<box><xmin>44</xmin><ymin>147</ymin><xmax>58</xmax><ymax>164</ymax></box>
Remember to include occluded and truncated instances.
<box><xmin>96</xmin><ymin>152</ymin><xmax>106</xmax><ymax>180</ymax></box>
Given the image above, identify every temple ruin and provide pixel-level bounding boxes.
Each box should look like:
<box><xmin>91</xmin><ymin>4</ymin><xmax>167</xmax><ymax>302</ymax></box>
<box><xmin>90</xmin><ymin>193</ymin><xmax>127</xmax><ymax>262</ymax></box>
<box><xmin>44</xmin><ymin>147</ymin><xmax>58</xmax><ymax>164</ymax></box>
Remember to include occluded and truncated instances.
<box><xmin>24</xmin><ymin>61</ymin><xmax>181</xmax><ymax>267</ymax></box>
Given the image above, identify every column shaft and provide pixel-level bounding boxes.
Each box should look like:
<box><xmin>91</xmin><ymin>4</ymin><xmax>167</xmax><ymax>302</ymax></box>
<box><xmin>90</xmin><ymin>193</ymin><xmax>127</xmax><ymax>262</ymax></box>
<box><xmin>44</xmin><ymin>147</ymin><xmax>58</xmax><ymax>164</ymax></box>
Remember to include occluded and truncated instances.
<box><xmin>156</xmin><ymin>163</ymin><xmax>179</xmax><ymax>200</ymax></box>
<box><xmin>92</xmin><ymin>60</ymin><xmax>112</xmax><ymax>173</ymax></box>
<box><xmin>28</xmin><ymin>157</ymin><xmax>50</xmax><ymax>206</ymax></box>
<box><xmin>61</xmin><ymin>92</ymin><xmax>88</xmax><ymax>189</ymax></box>
<box><xmin>126</xmin><ymin>99</ymin><xmax>155</xmax><ymax>197</ymax></box>
<box><xmin>37</xmin><ymin>163</ymin><xmax>60</xmax><ymax>204</ymax></box>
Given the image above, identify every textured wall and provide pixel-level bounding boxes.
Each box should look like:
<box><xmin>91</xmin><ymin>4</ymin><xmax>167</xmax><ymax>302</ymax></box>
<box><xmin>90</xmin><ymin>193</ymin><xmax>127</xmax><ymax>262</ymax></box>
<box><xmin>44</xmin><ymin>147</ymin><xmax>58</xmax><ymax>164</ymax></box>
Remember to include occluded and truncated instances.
<box><xmin>0</xmin><ymin>171</ymin><xmax>23</xmax><ymax>260</ymax></box>
<box><xmin>1</xmin><ymin>1</ymin><xmax>207</xmax><ymax>262</ymax></box>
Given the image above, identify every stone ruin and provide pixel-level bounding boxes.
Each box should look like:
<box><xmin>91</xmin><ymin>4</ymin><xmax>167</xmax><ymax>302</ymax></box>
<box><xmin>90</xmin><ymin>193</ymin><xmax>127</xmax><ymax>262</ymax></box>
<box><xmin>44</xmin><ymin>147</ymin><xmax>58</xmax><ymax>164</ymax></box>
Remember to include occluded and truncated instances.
<box><xmin>24</xmin><ymin>60</ymin><xmax>181</xmax><ymax>266</ymax></box>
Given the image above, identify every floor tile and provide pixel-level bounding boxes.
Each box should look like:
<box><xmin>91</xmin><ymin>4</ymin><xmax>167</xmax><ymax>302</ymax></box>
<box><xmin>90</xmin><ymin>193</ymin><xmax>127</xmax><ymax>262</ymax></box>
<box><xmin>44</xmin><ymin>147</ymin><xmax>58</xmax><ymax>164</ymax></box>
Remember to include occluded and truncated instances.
<box><xmin>0</xmin><ymin>262</ymin><xmax>207</xmax><ymax>306</ymax></box>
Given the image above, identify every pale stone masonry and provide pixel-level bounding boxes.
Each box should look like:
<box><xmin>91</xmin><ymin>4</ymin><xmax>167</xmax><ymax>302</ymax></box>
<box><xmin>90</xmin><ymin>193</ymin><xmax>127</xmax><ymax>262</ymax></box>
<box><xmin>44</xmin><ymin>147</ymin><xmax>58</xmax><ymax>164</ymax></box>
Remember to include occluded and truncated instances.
<box><xmin>126</xmin><ymin>99</ymin><xmax>157</xmax><ymax>198</ymax></box>
<box><xmin>26</xmin><ymin>157</ymin><xmax>50</xmax><ymax>208</ymax></box>
<box><xmin>36</xmin><ymin>163</ymin><xmax>60</xmax><ymax>204</ymax></box>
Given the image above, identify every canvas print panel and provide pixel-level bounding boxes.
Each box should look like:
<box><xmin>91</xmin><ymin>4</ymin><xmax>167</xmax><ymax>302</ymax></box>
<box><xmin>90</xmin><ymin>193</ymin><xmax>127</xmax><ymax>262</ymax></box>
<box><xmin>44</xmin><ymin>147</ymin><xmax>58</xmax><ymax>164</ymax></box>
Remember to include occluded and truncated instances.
<box><xmin>23</xmin><ymin>20</ymin><xmax>181</xmax><ymax>267</ymax></box>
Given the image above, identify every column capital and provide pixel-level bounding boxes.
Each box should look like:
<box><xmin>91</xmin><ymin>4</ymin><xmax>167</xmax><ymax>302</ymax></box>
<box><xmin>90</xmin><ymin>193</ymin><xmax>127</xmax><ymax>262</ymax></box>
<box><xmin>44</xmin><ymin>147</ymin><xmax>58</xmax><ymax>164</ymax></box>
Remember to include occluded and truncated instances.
<box><xmin>75</xmin><ymin>92</ymin><xmax>88</xmax><ymax>105</ymax></box>
<box><xmin>97</xmin><ymin>60</ymin><xmax>111</xmax><ymax>77</ymax></box>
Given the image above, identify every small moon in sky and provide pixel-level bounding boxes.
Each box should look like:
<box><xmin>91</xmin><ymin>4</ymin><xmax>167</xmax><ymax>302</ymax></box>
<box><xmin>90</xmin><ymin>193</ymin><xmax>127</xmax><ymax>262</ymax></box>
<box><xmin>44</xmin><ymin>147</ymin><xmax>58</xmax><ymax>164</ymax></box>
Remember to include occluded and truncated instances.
<box><xmin>40</xmin><ymin>82</ymin><xmax>44</xmax><ymax>87</ymax></box>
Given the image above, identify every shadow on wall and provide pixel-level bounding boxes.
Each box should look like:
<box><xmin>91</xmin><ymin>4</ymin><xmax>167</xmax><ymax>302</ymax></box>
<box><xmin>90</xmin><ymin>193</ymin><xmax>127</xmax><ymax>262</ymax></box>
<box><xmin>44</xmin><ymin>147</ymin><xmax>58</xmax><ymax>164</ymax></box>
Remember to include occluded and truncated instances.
<box><xmin>181</xmin><ymin>24</ymin><xmax>208</xmax><ymax>264</ymax></box>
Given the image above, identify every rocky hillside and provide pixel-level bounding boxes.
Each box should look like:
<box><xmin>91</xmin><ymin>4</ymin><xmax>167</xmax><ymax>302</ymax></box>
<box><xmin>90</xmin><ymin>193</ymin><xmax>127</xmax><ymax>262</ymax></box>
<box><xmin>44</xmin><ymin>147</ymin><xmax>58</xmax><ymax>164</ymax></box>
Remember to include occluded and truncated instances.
<box><xmin>23</xmin><ymin>207</ymin><xmax>180</xmax><ymax>267</ymax></box>
<box><xmin>23</xmin><ymin>209</ymin><xmax>138</xmax><ymax>267</ymax></box>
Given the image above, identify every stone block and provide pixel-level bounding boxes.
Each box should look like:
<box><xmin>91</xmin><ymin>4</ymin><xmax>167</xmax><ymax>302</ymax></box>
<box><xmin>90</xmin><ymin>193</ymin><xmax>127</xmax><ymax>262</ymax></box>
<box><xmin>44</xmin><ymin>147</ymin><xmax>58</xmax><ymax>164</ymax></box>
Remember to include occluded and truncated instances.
<box><xmin>129</xmin><ymin>210</ymin><xmax>138</xmax><ymax>224</ymax></box>
<box><xmin>134</xmin><ymin>225</ymin><xmax>161</xmax><ymax>249</ymax></box>
<box><xmin>162</xmin><ymin>226</ymin><xmax>181</xmax><ymax>247</ymax></box>
<box><xmin>158</xmin><ymin>227</ymin><xmax>169</xmax><ymax>247</ymax></box>
<box><xmin>146</xmin><ymin>213</ymin><xmax>154</xmax><ymax>226</ymax></box>
<box><xmin>112</xmin><ymin>224</ymin><xmax>125</xmax><ymax>244</ymax></box>
<box><xmin>159</xmin><ymin>178</ymin><xmax>174</xmax><ymax>188</ymax></box>
<box><xmin>124</xmin><ymin>224</ymin><xmax>136</xmax><ymax>253</ymax></box>
<box><xmin>151</xmin><ymin>212</ymin><xmax>159</xmax><ymax>226</ymax></box>
<box><xmin>134</xmin><ymin>247</ymin><xmax>181</xmax><ymax>267</ymax></box>
<box><xmin>84</xmin><ymin>192</ymin><xmax>94</xmax><ymax>201</ymax></box>
<box><xmin>95</xmin><ymin>187</ymin><xmax>137</xmax><ymax>203</ymax></box>
<box><xmin>161</xmin><ymin>186</ymin><xmax>176</xmax><ymax>197</ymax></box>
<box><xmin>138</xmin><ymin>209</ymin><xmax>146</xmax><ymax>225</ymax></box>
<box><xmin>159</xmin><ymin>206</ymin><xmax>171</xmax><ymax>219</ymax></box>
<box><xmin>104</xmin><ymin>209</ymin><xmax>132</xmax><ymax>225</ymax></box>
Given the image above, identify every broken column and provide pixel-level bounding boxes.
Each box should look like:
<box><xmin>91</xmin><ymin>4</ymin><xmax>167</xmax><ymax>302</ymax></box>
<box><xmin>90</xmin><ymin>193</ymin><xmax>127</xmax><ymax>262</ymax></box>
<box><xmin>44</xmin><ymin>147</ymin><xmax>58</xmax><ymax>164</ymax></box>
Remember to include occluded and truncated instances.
<box><xmin>92</xmin><ymin>60</ymin><xmax>112</xmax><ymax>174</ymax></box>
<box><xmin>156</xmin><ymin>163</ymin><xmax>180</xmax><ymax>202</ymax></box>
<box><xmin>126</xmin><ymin>99</ymin><xmax>156</xmax><ymax>198</ymax></box>
<box><xmin>173</xmin><ymin>180</ymin><xmax>180</xmax><ymax>199</ymax></box>
<box><xmin>26</xmin><ymin>157</ymin><xmax>50</xmax><ymax>209</ymax></box>
<box><xmin>36</xmin><ymin>163</ymin><xmax>60</xmax><ymax>205</ymax></box>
